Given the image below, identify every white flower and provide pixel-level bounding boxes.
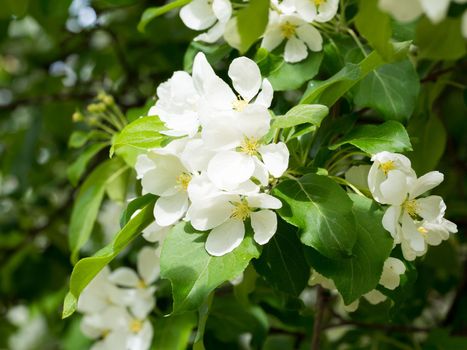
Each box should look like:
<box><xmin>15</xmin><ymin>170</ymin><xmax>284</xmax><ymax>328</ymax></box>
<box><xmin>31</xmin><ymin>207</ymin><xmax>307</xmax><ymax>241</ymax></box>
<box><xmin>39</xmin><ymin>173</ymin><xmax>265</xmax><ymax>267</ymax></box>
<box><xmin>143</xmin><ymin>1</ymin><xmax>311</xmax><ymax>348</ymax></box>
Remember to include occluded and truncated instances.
<box><xmin>77</xmin><ymin>267</ymin><xmax>131</xmax><ymax>315</ymax></box>
<box><xmin>261</xmin><ymin>11</ymin><xmax>323</xmax><ymax>63</ymax></box>
<box><xmin>294</xmin><ymin>0</ymin><xmax>339</xmax><ymax>23</ymax></box>
<box><xmin>378</xmin><ymin>0</ymin><xmax>451</xmax><ymax>24</ymax></box>
<box><xmin>368</xmin><ymin>151</ymin><xmax>416</xmax><ymax>205</ymax></box>
<box><xmin>7</xmin><ymin>306</ymin><xmax>47</xmax><ymax>350</ymax></box>
<box><xmin>142</xmin><ymin>221</ymin><xmax>170</xmax><ymax>243</ymax></box>
<box><xmin>135</xmin><ymin>138</ymin><xmax>210</xmax><ymax>227</ymax></box>
<box><xmin>187</xmin><ymin>192</ymin><xmax>282</xmax><ymax>256</ymax></box>
<box><xmin>180</xmin><ymin>0</ymin><xmax>232</xmax><ymax>43</ymax></box>
<box><xmin>379</xmin><ymin>257</ymin><xmax>406</xmax><ymax>290</ymax></box>
<box><xmin>98</xmin><ymin>201</ymin><xmax>123</xmax><ymax>243</ymax></box>
<box><xmin>109</xmin><ymin>247</ymin><xmax>160</xmax><ymax>319</ymax></box>
<box><xmin>381</xmin><ymin>171</ymin><xmax>458</xmax><ymax>260</ymax></box>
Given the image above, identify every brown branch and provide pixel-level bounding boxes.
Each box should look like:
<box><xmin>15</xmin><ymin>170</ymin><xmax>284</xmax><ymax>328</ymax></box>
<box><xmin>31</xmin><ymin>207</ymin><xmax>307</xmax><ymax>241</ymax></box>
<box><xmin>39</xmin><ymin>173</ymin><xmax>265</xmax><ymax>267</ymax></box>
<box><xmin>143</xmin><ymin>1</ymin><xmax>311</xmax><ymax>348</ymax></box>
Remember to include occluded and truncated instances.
<box><xmin>311</xmin><ymin>285</ymin><xmax>326</xmax><ymax>350</ymax></box>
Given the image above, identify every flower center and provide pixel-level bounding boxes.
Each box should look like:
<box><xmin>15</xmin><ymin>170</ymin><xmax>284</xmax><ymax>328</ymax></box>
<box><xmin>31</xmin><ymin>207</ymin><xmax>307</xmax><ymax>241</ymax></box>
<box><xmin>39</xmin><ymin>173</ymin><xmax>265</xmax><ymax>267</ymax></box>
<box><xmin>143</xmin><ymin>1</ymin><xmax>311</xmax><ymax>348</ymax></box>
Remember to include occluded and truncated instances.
<box><xmin>240</xmin><ymin>137</ymin><xmax>259</xmax><ymax>156</ymax></box>
<box><xmin>281</xmin><ymin>22</ymin><xmax>297</xmax><ymax>39</ymax></box>
<box><xmin>231</xmin><ymin>201</ymin><xmax>251</xmax><ymax>221</ymax></box>
<box><xmin>403</xmin><ymin>199</ymin><xmax>418</xmax><ymax>218</ymax></box>
<box><xmin>379</xmin><ymin>160</ymin><xmax>395</xmax><ymax>175</ymax></box>
<box><xmin>137</xmin><ymin>279</ymin><xmax>147</xmax><ymax>289</ymax></box>
<box><xmin>232</xmin><ymin>96</ymin><xmax>248</xmax><ymax>112</ymax></box>
<box><xmin>129</xmin><ymin>319</ymin><xmax>143</xmax><ymax>333</ymax></box>
<box><xmin>314</xmin><ymin>0</ymin><xmax>325</xmax><ymax>6</ymax></box>
<box><xmin>176</xmin><ymin>173</ymin><xmax>191</xmax><ymax>191</ymax></box>
<box><xmin>417</xmin><ymin>226</ymin><xmax>428</xmax><ymax>236</ymax></box>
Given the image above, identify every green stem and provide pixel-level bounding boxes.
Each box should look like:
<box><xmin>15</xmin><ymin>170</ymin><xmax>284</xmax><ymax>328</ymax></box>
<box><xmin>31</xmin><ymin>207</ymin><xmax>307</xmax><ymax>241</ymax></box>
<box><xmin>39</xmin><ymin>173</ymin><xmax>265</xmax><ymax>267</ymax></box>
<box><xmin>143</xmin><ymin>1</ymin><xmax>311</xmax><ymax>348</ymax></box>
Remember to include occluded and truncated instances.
<box><xmin>329</xmin><ymin>176</ymin><xmax>366</xmax><ymax>197</ymax></box>
<box><xmin>347</xmin><ymin>27</ymin><xmax>368</xmax><ymax>57</ymax></box>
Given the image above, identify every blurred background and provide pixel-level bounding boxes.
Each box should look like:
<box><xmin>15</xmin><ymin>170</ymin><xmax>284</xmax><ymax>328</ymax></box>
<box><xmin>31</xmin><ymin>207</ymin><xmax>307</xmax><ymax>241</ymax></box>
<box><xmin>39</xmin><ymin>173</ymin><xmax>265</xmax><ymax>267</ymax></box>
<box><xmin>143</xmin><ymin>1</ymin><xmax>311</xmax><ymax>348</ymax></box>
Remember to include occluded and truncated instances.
<box><xmin>0</xmin><ymin>0</ymin><xmax>466</xmax><ymax>349</ymax></box>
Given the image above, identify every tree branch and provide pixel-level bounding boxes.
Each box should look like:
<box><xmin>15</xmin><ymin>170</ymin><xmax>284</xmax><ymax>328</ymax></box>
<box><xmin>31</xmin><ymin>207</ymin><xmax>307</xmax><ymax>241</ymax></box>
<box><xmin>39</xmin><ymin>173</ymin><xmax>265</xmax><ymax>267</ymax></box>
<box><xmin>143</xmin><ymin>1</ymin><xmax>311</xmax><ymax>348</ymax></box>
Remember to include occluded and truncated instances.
<box><xmin>311</xmin><ymin>285</ymin><xmax>326</xmax><ymax>350</ymax></box>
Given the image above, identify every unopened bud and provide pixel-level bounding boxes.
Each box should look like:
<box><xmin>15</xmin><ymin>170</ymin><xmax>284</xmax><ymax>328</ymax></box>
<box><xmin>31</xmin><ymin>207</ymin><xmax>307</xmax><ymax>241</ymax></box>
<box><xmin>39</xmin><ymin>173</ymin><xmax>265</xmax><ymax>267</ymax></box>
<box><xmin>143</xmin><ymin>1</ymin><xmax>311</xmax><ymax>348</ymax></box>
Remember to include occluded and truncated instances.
<box><xmin>72</xmin><ymin>111</ymin><xmax>83</xmax><ymax>122</ymax></box>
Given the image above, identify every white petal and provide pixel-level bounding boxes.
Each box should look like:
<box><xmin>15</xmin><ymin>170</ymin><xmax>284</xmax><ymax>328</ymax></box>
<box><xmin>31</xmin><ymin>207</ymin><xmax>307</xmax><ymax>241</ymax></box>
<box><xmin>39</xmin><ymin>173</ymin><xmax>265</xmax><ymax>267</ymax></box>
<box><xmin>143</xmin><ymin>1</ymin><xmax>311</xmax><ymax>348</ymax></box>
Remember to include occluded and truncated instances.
<box><xmin>363</xmin><ymin>290</ymin><xmax>387</xmax><ymax>305</ymax></box>
<box><xmin>228</xmin><ymin>57</ymin><xmax>262</xmax><ymax>102</ymax></box>
<box><xmin>382</xmin><ymin>205</ymin><xmax>401</xmax><ymax>238</ymax></box>
<box><xmin>194</xmin><ymin>21</ymin><xmax>225</xmax><ymax>43</ymax></box>
<box><xmin>109</xmin><ymin>267</ymin><xmax>140</xmax><ymax>288</ymax></box>
<box><xmin>251</xmin><ymin>210</ymin><xmax>278</xmax><ymax>245</ymax></box>
<box><xmin>138</xmin><ymin>247</ymin><xmax>160</xmax><ymax>285</ymax></box>
<box><xmin>187</xmin><ymin>195</ymin><xmax>235</xmax><ymax>230</ymax></box>
<box><xmin>401</xmin><ymin>212</ymin><xmax>425</xmax><ymax>252</ymax></box>
<box><xmin>187</xmin><ymin>173</ymin><xmax>221</xmax><ymax>203</ymax></box>
<box><xmin>284</xmin><ymin>36</ymin><xmax>308</xmax><ymax>63</ymax></box>
<box><xmin>258</xmin><ymin>142</ymin><xmax>290</xmax><ymax>178</ymax></box>
<box><xmin>378</xmin><ymin>0</ymin><xmax>423</xmax><ymax>22</ymax></box>
<box><xmin>296</xmin><ymin>24</ymin><xmax>323</xmax><ymax>52</ymax></box>
<box><xmin>179</xmin><ymin>0</ymin><xmax>216</xmax><ymax>30</ymax></box>
<box><xmin>379</xmin><ymin>257</ymin><xmax>405</xmax><ymax>290</ymax></box>
<box><xmin>315</xmin><ymin>0</ymin><xmax>339</xmax><ymax>22</ymax></box>
<box><xmin>247</xmin><ymin>193</ymin><xmax>282</xmax><ymax>209</ymax></box>
<box><xmin>154</xmin><ymin>192</ymin><xmax>189</xmax><ymax>226</ymax></box>
<box><xmin>419</xmin><ymin>0</ymin><xmax>450</xmax><ymax>23</ymax></box>
<box><xmin>212</xmin><ymin>0</ymin><xmax>232</xmax><ymax>22</ymax></box>
<box><xmin>205</xmin><ymin>218</ymin><xmax>245</xmax><ymax>256</ymax></box>
<box><xmin>379</xmin><ymin>170</ymin><xmax>409</xmax><ymax>205</ymax></box>
<box><xmin>142</xmin><ymin>222</ymin><xmax>170</xmax><ymax>243</ymax></box>
<box><xmin>192</xmin><ymin>52</ymin><xmax>217</xmax><ymax>93</ymax></box>
<box><xmin>261</xmin><ymin>25</ymin><xmax>284</xmax><ymax>52</ymax></box>
<box><xmin>252</xmin><ymin>157</ymin><xmax>269</xmax><ymax>186</ymax></box>
<box><xmin>235</xmin><ymin>104</ymin><xmax>271</xmax><ymax>139</ymax></box>
<box><xmin>294</xmin><ymin>0</ymin><xmax>317</xmax><ymax>22</ymax></box>
<box><xmin>135</xmin><ymin>155</ymin><xmax>155</xmax><ymax>179</ymax></box>
<box><xmin>409</xmin><ymin>171</ymin><xmax>444</xmax><ymax>199</ymax></box>
<box><xmin>203</xmin><ymin>75</ymin><xmax>237</xmax><ymax>110</ymax></box>
<box><xmin>254</xmin><ymin>79</ymin><xmax>274</xmax><ymax>108</ymax></box>
<box><xmin>207</xmin><ymin>151</ymin><xmax>255</xmax><ymax>190</ymax></box>
<box><xmin>416</xmin><ymin>195</ymin><xmax>445</xmax><ymax>221</ymax></box>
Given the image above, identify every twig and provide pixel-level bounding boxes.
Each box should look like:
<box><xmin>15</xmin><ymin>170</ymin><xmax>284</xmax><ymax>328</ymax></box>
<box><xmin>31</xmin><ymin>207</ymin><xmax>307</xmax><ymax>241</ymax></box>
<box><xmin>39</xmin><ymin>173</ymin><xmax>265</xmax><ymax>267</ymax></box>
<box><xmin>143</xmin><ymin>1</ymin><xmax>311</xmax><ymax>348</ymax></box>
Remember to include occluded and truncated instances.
<box><xmin>311</xmin><ymin>285</ymin><xmax>326</xmax><ymax>350</ymax></box>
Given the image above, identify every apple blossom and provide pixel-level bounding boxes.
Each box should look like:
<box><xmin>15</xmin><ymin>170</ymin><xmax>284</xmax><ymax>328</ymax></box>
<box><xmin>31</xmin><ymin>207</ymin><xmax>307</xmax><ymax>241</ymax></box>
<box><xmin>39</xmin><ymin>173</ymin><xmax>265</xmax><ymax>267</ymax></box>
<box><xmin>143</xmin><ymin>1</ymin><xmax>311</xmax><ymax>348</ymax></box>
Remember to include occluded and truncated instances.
<box><xmin>294</xmin><ymin>0</ymin><xmax>339</xmax><ymax>23</ymax></box>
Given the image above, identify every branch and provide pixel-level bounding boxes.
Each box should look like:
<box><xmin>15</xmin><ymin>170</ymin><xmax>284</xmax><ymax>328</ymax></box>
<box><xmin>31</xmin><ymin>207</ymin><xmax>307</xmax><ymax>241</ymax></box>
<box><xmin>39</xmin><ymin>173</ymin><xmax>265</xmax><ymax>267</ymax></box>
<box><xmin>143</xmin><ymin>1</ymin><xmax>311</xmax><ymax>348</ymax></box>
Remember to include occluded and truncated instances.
<box><xmin>311</xmin><ymin>285</ymin><xmax>326</xmax><ymax>350</ymax></box>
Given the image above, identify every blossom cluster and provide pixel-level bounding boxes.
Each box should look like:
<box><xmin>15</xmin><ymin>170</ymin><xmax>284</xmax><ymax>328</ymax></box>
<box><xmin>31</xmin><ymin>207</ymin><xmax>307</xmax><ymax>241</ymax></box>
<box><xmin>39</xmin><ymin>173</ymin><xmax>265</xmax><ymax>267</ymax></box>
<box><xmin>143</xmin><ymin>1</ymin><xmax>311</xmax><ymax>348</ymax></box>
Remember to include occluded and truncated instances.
<box><xmin>179</xmin><ymin>0</ymin><xmax>339</xmax><ymax>63</ymax></box>
<box><xmin>77</xmin><ymin>248</ymin><xmax>160</xmax><ymax>350</ymax></box>
<box><xmin>379</xmin><ymin>0</ymin><xmax>467</xmax><ymax>38</ymax></box>
<box><xmin>136</xmin><ymin>53</ymin><xmax>289</xmax><ymax>256</ymax></box>
<box><xmin>368</xmin><ymin>151</ymin><xmax>457</xmax><ymax>261</ymax></box>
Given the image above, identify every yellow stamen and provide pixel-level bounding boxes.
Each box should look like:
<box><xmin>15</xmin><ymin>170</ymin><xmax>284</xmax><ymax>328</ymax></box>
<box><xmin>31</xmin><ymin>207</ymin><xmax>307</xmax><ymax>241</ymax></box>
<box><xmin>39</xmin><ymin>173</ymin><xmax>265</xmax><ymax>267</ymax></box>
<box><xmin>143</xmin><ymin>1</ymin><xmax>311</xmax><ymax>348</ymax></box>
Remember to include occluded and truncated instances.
<box><xmin>403</xmin><ymin>199</ymin><xmax>418</xmax><ymax>218</ymax></box>
<box><xmin>240</xmin><ymin>137</ymin><xmax>259</xmax><ymax>156</ymax></box>
<box><xmin>314</xmin><ymin>0</ymin><xmax>325</xmax><ymax>5</ymax></box>
<box><xmin>102</xmin><ymin>329</ymin><xmax>110</xmax><ymax>338</ymax></box>
<box><xmin>232</xmin><ymin>96</ymin><xmax>248</xmax><ymax>112</ymax></box>
<box><xmin>417</xmin><ymin>226</ymin><xmax>428</xmax><ymax>236</ymax></box>
<box><xmin>137</xmin><ymin>279</ymin><xmax>147</xmax><ymax>289</ymax></box>
<box><xmin>176</xmin><ymin>173</ymin><xmax>191</xmax><ymax>191</ymax></box>
<box><xmin>281</xmin><ymin>22</ymin><xmax>297</xmax><ymax>39</ymax></box>
<box><xmin>231</xmin><ymin>201</ymin><xmax>251</xmax><ymax>221</ymax></box>
<box><xmin>380</xmin><ymin>160</ymin><xmax>396</xmax><ymax>175</ymax></box>
<box><xmin>129</xmin><ymin>319</ymin><xmax>143</xmax><ymax>333</ymax></box>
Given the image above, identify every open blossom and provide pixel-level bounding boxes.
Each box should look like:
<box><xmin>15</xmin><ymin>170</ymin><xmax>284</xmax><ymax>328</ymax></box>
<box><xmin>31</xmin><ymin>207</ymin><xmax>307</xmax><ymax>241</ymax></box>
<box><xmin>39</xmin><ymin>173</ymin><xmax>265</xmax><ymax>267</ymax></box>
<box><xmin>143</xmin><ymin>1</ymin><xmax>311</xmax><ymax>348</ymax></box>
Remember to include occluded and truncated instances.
<box><xmin>261</xmin><ymin>11</ymin><xmax>323</xmax><ymax>63</ymax></box>
<box><xmin>294</xmin><ymin>0</ymin><xmax>339</xmax><ymax>22</ymax></box>
<box><xmin>180</xmin><ymin>0</ymin><xmax>232</xmax><ymax>43</ymax></box>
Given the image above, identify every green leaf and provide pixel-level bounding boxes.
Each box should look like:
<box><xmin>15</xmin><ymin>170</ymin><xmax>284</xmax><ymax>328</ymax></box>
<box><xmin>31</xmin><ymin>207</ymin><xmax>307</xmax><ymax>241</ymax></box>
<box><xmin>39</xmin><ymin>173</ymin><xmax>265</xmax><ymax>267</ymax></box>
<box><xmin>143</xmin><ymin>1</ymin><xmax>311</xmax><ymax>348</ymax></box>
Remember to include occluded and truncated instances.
<box><xmin>273</xmin><ymin>104</ymin><xmax>329</xmax><ymax>129</ymax></box>
<box><xmin>272</xmin><ymin>173</ymin><xmax>357</xmax><ymax>259</ymax></box>
<box><xmin>120</xmin><ymin>193</ymin><xmax>157</xmax><ymax>228</ymax></box>
<box><xmin>355</xmin><ymin>0</ymin><xmax>393</xmax><ymax>59</ymax></box>
<box><xmin>253</xmin><ymin>220</ymin><xmax>310</xmax><ymax>296</ymax></box>
<box><xmin>161</xmin><ymin>222</ymin><xmax>261</xmax><ymax>314</ymax></box>
<box><xmin>408</xmin><ymin>114</ymin><xmax>447</xmax><ymax>175</ymax></box>
<box><xmin>63</xmin><ymin>199</ymin><xmax>156</xmax><ymax>318</ymax></box>
<box><xmin>416</xmin><ymin>17</ymin><xmax>466</xmax><ymax>60</ymax></box>
<box><xmin>193</xmin><ymin>292</ymin><xmax>213</xmax><ymax>350</ymax></box>
<box><xmin>304</xmin><ymin>194</ymin><xmax>393</xmax><ymax>304</ymax></box>
<box><xmin>224</xmin><ymin>0</ymin><xmax>269</xmax><ymax>53</ymax></box>
<box><xmin>69</xmin><ymin>158</ymin><xmax>128</xmax><ymax>263</ymax></box>
<box><xmin>153</xmin><ymin>313</ymin><xmax>197</xmax><ymax>350</ymax></box>
<box><xmin>267</xmin><ymin>52</ymin><xmax>323</xmax><ymax>91</ymax></box>
<box><xmin>68</xmin><ymin>131</ymin><xmax>107</xmax><ymax>148</ymax></box>
<box><xmin>329</xmin><ymin>120</ymin><xmax>412</xmax><ymax>154</ymax></box>
<box><xmin>184</xmin><ymin>41</ymin><xmax>233</xmax><ymax>73</ymax></box>
<box><xmin>105</xmin><ymin>167</ymin><xmax>130</xmax><ymax>202</ymax></box>
<box><xmin>125</xmin><ymin>99</ymin><xmax>154</xmax><ymax>123</ymax></box>
<box><xmin>67</xmin><ymin>142</ymin><xmax>108</xmax><ymax>187</ymax></box>
<box><xmin>137</xmin><ymin>0</ymin><xmax>191</xmax><ymax>32</ymax></box>
<box><xmin>353</xmin><ymin>60</ymin><xmax>420</xmax><ymax>121</ymax></box>
<box><xmin>112</xmin><ymin>116</ymin><xmax>167</xmax><ymax>166</ymax></box>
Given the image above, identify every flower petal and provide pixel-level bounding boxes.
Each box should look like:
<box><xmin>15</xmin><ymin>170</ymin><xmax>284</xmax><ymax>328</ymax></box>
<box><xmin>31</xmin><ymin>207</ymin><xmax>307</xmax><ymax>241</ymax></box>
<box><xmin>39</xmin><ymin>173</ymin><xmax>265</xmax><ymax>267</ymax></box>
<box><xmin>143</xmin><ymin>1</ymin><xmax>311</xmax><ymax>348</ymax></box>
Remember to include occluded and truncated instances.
<box><xmin>247</xmin><ymin>193</ymin><xmax>282</xmax><ymax>209</ymax></box>
<box><xmin>138</xmin><ymin>246</ymin><xmax>160</xmax><ymax>285</ymax></box>
<box><xmin>261</xmin><ymin>23</ymin><xmax>284</xmax><ymax>52</ymax></box>
<box><xmin>382</xmin><ymin>205</ymin><xmax>401</xmax><ymax>238</ymax></box>
<box><xmin>258</xmin><ymin>142</ymin><xmax>289</xmax><ymax>178</ymax></box>
<box><xmin>378</xmin><ymin>0</ymin><xmax>423</xmax><ymax>22</ymax></box>
<box><xmin>379</xmin><ymin>170</ymin><xmax>409</xmax><ymax>205</ymax></box>
<box><xmin>419</xmin><ymin>0</ymin><xmax>450</xmax><ymax>23</ymax></box>
<box><xmin>109</xmin><ymin>267</ymin><xmax>140</xmax><ymax>288</ymax></box>
<box><xmin>154</xmin><ymin>192</ymin><xmax>189</xmax><ymax>226</ymax></box>
<box><xmin>205</xmin><ymin>218</ymin><xmax>245</xmax><ymax>256</ymax></box>
<box><xmin>179</xmin><ymin>0</ymin><xmax>216</xmax><ymax>30</ymax></box>
<box><xmin>284</xmin><ymin>36</ymin><xmax>308</xmax><ymax>63</ymax></box>
<box><xmin>294</xmin><ymin>0</ymin><xmax>317</xmax><ymax>22</ymax></box>
<box><xmin>135</xmin><ymin>155</ymin><xmax>155</xmax><ymax>179</ymax></box>
<box><xmin>251</xmin><ymin>209</ymin><xmax>278</xmax><ymax>245</ymax></box>
<box><xmin>296</xmin><ymin>24</ymin><xmax>323</xmax><ymax>52</ymax></box>
<box><xmin>194</xmin><ymin>21</ymin><xmax>225</xmax><ymax>43</ymax></box>
<box><xmin>315</xmin><ymin>0</ymin><xmax>339</xmax><ymax>22</ymax></box>
<box><xmin>228</xmin><ymin>57</ymin><xmax>262</xmax><ymax>102</ymax></box>
<box><xmin>409</xmin><ymin>171</ymin><xmax>444</xmax><ymax>199</ymax></box>
<box><xmin>254</xmin><ymin>79</ymin><xmax>274</xmax><ymax>108</ymax></box>
<box><xmin>187</xmin><ymin>194</ymin><xmax>235</xmax><ymax>230</ymax></box>
<box><xmin>252</xmin><ymin>157</ymin><xmax>269</xmax><ymax>186</ymax></box>
<box><xmin>363</xmin><ymin>290</ymin><xmax>387</xmax><ymax>305</ymax></box>
<box><xmin>212</xmin><ymin>0</ymin><xmax>232</xmax><ymax>22</ymax></box>
<box><xmin>142</xmin><ymin>222</ymin><xmax>170</xmax><ymax>243</ymax></box>
<box><xmin>207</xmin><ymin>151</ymin><xmax>255</xmax><ymax>190</ymax></box>
<box><xmin>416</xmin><ymin>195</ymin><xmax>445</xmax><ymax>221</ymax></box>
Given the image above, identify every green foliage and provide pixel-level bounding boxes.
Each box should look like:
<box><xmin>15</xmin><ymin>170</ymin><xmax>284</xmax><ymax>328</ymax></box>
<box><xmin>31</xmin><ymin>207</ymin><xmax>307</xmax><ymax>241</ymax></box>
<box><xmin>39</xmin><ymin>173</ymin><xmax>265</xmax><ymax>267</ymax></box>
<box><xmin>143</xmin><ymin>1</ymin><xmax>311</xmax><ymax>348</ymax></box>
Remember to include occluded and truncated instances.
<box><xmin>329</xmin><ymin>120</ymin><xmax>412</xmax><ymax>155</ymax></box>
<box><xmin>273</xmin><ymin>104</ymin><xmax>328</xmax><ymax>129</ymax></box>
<box><xmin>305</xmin><ymin>195</ymin><xmax>394</xmax><ymax>304</ymax></box>
<box><xmin>138</xmin><ymin>0</ymin><xmax>192</xmax><ymax>32</ymax></box>
<box><xmin>153</xmin><ymin>313</ymin><xmax>197</xmax><ymax>350</ymax></box>
<box><xmin>160</xmin><ymin>222</ymin><xmax>261</xmax><ymax>313</ymax></box>
<box><xmin>273</xmin><ymin>174</ymin><xmax>357</xmax><ymax>259</ymax></box>
<box><xmin>66</xmin><ymin>142</ymin><xmax>108</xmax><ymax>186</ymax></box>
